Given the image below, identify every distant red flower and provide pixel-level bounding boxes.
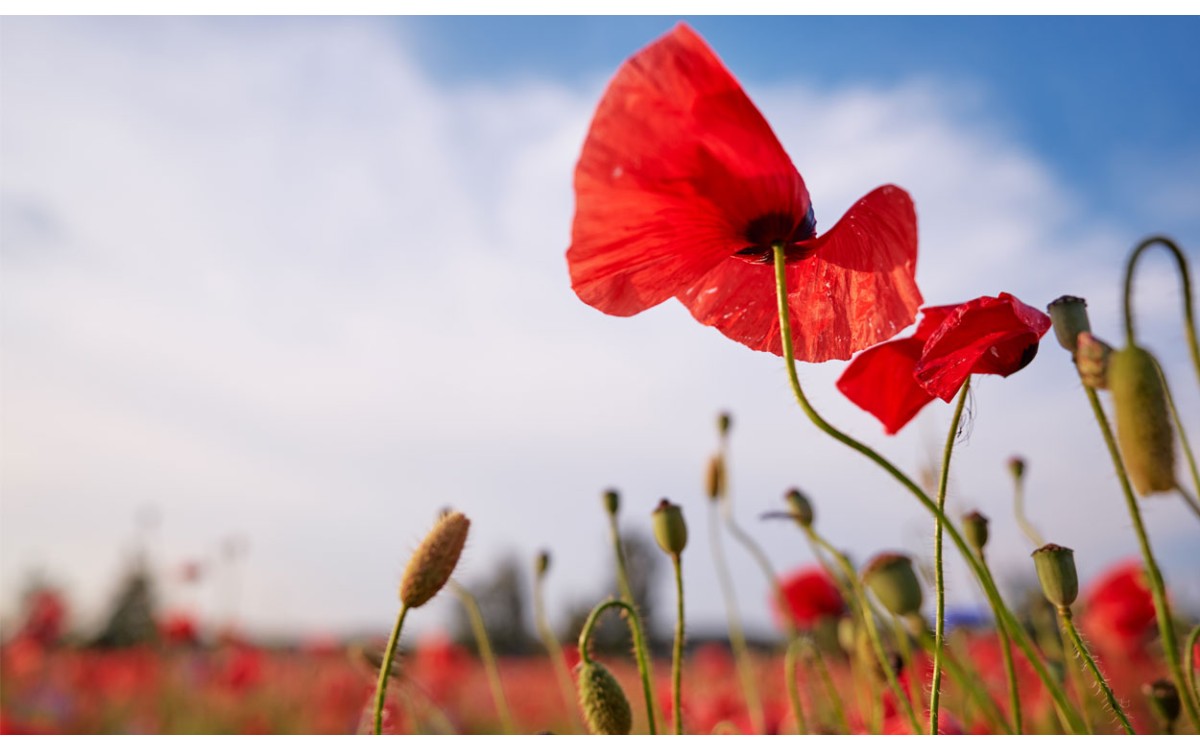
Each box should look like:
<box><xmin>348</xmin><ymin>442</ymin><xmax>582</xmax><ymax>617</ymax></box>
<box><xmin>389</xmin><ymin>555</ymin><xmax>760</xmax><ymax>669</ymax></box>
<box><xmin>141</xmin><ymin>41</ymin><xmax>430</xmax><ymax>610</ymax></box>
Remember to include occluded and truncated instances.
<box><xmin>1079</xmin><ymin>561</ymin><xmax>1157</xmax><ymax>656</ymax></box>
<box><xmin>774</xmin><ymin>567</ymin><xmax>844</xmax><ymax>630</ymax></box>
<box><xmin>159</xmin><ymin>612</ymin><xmax>199</xmax><ymax>647</ymax></box>
<box><xmin>836</xmin><ymin>293</ymin><xmax>1050</xmax><ymax>434</ymax></box>
<box><xmin>567</xmin><ymin>23</ymin><xmax>921</xmax><ymax>362</ymax></box>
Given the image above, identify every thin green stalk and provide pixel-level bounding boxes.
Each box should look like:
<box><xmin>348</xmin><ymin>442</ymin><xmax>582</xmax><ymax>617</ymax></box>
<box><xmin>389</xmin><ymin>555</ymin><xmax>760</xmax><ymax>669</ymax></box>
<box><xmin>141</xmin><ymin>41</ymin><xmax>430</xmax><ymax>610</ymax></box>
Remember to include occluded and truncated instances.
<box><xmin>670</xmin><ymin>553</ymin><xmax>686</xmax><ymax>735</ymax></box>
<box><xmin>931</xmin><ymin>380</ymin><xmax>971</xmax><ymax>733</ymax></box>
<box><xmin>1122</xmin><ymin>235</ymin><xmax>1200</xmax><ymax>388</ymax></box>
<box><xmin>1185</xmin><ymin>625</ymin><xmax>1200</xmax><ymax>709</ymax></box>
<box><xmin>1012</xmin><ymin>463</ymin><xmax>1045</xmax><ymax>548</ymax></box>
<box><xmin>979</xmin><ymin>550</ymin><xmax>1022</xmax><ymax>733</ymax></box>
<box><xmin>807</xmin><ymin>526</ymin><xmax>920</xmax><ymax>733</ymax></box>
<box><xmin>373</xmin><ymin>604</ymin><xmax>410</xmax><ymax>735</ymax></box>
<box><xmin>1083</xmin><ymin>385</ymin><xmax>1200</xmax><ymax>729</ymax></box>
<box><xmin>533</xmin><ymin>561</ymin><xmax>581</xmax><ymax>731</ymax></box>
<box><xmin>578</xmin><ymin>599</ymin><xmax>658</xmax><ymax>734</ymax></box>
<box><xmin>1058</xmin><ymin>607</ymin><xmax>1135</xmax><ymax>734</ymax></box>
<box><xmin>723</xmin><ymin>502</ymin><xmax>792</xmax><ymax>637</ymax></box>
<box><xmin>452</xmin><ymin>582</ymin><xmax>515</xmax><ymax>733</ymax></box>
<box><xmin>785</xmin><ymin>638</ymin><xmax>810</xmax><ymax>734</ymax></box>
<box><xmin>770</xmin><ymin>244</ymin><xmax>1086</xmax><ymax>733</ymax></box>
<box><xmin>891</xmin><ymin>616</ymin><xmax>924</xmax><ymax>723</ymax></box>
<box><xmin>914</xmin><ymin>625</ymin><xmax>1012</xmax><ymax>733</ymax></box>
<box><xmin>708</xmin><ymin>502</ymin><xmax>766</xmax><ymax>733</ymax></box>
<box><xmin>808</xmin><ymin>641</ymin><xmax>850</xmax><ymax>733</ymax></box>
<box><xmin>605</xmin><ymin>502</ymin><xmax>661</xmax><ymax>731</ymax></box>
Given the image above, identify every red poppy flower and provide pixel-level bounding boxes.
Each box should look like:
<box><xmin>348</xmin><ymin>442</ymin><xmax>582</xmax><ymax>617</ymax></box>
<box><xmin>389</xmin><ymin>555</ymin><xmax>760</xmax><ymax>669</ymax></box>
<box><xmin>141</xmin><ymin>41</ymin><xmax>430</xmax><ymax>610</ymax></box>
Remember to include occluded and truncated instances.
<box><xmin>836</xmin><ymin>292</ymin><xmax>1050</xmax><ymax>434</ymax></box>
<box><xmin>1078</xmin><ymin>561</ymin><xmax>1156</xmax><ymax>656</ymax></box>
<box><xmin>774</xmin><ymin>566</ymin><xmax>844</xmax><ymax>629</ymax></box>
<box><xmin>567</xmin><ymin>23</ymin><xmax>921</xmax><ymax>362</ymax></box>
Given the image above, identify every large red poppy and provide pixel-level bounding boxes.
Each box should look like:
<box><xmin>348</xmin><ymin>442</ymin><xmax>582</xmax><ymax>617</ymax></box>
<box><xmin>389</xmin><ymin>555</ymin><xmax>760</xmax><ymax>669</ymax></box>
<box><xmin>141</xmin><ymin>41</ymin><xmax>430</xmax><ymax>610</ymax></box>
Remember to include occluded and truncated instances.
<box><xmin>774</xmin><ymin>566</ymin><xmax>844</xmax><ymax>629</ymax></box>
<box><xmin>1078</xmin><ymin>561</ymin><xmax>1156</xmax><ymax>657</ymax></box>
<box><xmin>836</xmin><ymin>293</ymin><xmax>1050</xmax><ymax>434</ymax></box>
<box><xmin>567</xmin><ymin>23</ymin><xmax>921</xmax><ymax>362</ymax></box>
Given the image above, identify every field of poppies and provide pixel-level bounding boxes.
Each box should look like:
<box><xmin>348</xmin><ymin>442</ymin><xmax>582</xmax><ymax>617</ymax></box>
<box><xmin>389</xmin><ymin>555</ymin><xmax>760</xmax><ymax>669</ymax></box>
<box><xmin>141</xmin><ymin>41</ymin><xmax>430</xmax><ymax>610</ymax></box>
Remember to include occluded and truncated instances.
<box><xmin>4</xmin><ymin>21</ymin><xmax>1200</xmax><ymax>736</ymax></box>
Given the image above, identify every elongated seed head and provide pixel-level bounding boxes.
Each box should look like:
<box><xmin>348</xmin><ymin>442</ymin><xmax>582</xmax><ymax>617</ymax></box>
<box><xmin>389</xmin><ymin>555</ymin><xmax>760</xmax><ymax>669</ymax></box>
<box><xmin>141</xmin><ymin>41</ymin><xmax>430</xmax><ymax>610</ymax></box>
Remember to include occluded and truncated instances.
<box><xmin>399</xmin><ymin>511</ymin><xmax>470</xmax><ymax>609</ymax></box>
<box><xmin>577</xmin><ymin>661</ymin><xmax>632</xmax><ymax>735</ymax></box>
<box><xmin>1109</xmin><ymin>345</ymin><xmax>1176</xmax><ymax>495</ymax></box>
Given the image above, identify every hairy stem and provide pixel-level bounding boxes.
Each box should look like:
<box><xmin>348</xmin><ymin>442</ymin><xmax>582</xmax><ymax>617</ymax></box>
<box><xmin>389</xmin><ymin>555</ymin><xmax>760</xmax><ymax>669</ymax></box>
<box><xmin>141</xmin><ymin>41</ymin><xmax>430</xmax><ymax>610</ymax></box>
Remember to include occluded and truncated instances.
<box><xmin>578</xmin><ymin>599</ymin><xmax>658</xmax><ymax>734</ymax></box>
<box><xmin>784</xmin><ymin>638</ymin><xmax>809</xmax><ymax>734</ymax></box>
<box><xmin>1122</xmin><ymin>235</ymin><xmax>1200</xmax><ymax>388</ymax></box>
<box><xmin>1059</xmin><ymin>607</ymin><xmax>1135</xmax><ymax>734</ymax></box>
<box><xmin>373</xmin><ymin>605</ymin><xmax>409</xmax><ymax>735</ymax></box>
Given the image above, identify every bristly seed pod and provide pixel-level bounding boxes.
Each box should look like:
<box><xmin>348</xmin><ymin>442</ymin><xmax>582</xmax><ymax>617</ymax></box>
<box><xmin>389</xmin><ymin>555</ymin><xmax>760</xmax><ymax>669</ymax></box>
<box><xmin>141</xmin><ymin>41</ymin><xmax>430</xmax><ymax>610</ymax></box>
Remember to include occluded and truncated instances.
<box><xmin>862</xmin><ymin>553</ymin><xmax>923</xmax><ymax>617</ymax></box>
<box><xmin>603</xmin><ymin>489</ymin><xmax>620</xmax><ymax>517</ymax></box>
<box><xmin>1109</xmin><ymin>345</ymin><xmax>1176</xmax><ymax>495</ymax></box>
<box><xmin>577</xmin><ymin>661</ymin><xmax>632</xmax><ymax>735</ymax></box>
<box><xmin>963</xmin><ymin>510</ymin><xmax>989</xmax><ymax>553</ymax></box>
<box><xmin>705</xmin><ymin>455</ymin><xmax>726</xmax><ymax>501</ymax></box>
<box><xmin>399</xmin><ymin>511</ymin><xmax>470</xmax><ymax>609</ymax></box>
<box><xmin>1031</xmin><ymin>543</ymin><xmax>1078</xmax><ymax>609</ymax></box>
<box><xmin>652</xmin><ymin>499</ymin><xmax>688</xmax><ymax>557</ymax></box>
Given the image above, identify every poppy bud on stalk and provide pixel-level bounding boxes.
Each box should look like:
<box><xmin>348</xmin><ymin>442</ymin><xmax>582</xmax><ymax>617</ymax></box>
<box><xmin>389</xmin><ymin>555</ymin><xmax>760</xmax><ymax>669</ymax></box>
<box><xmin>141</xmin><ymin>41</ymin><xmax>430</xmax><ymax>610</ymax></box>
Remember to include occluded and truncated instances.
<box><xmin>705</xmin><ymin>455</ymin><xmax>726</xmax><ymax>501</ymax></box>
<box><xmin>1047</xmin><ymin>295</ymin><xmax>1091</xmax><ymax>353</ymax></box>
<box><xmin>717</xmin><ymin>411</ymin><xmax>732</xmax><ymax>437</ymax></box>
<box><xmin>785</xmin><ymin>488</ymin><xmax>814</xmax><ymax>528</ymax></box>
<box><xmin>963</xmin><ymin>510</ymin><xmax>989</xmax><ymax>553</ymax></box>
<box><xmin>400</xmin><ymin>511</ymin><xmax>470</xmax><ymax>609</ymax></box>
<box><xmin>603</xmin><ymin>489</ymin><xmax>620</xmax><ymax>517</ymax></box>
<box><xmin>652</xmin><ymin>499</ymin><xmax>688</xmax><ymax>557</ymax></box>
<box><xmin>535</xmin><ymin>550</ymin><xmax>551</xmax><ymax>578</ymax></box>
<box><xmin>577</xmin><ymin>661</ymin><xmax>632</xmax><ymax>735</ymax></box>
<box><xmin>863</xmin><ymin>553</ymin><xmax>923</xmax><ymax>617</ymax></box>
<box><xmin>1032</xmin><ymin>543</ymin><xmax>1078</xmax><ymax>609</ymax></box>
<box><xmin>1007</xmin><ymin>456</ymin><xmax>1025</xmax><ymax>481</ymax></box>
<box><xmin>1109</xmin><ymin>345</ymin><xmax>1176</xmax><ymax>495</ymax></box>
<box><xmin>1075</xmin><ymin>332</ymin><xmax>1113</xmax><ymax>389</ymax></box>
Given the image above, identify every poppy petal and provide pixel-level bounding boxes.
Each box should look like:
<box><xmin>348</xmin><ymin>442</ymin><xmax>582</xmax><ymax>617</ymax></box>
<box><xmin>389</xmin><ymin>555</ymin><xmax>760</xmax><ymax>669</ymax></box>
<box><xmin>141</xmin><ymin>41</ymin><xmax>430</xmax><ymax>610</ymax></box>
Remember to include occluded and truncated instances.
<box><xmin>567</xmin><ymin>23</ymin><xmax>809</xmax><ymax>317</ymax></box>
<box><xmin>836</xmin><ymin>336</ymin><xmax>934</xmax><ymax>434</ymax></box>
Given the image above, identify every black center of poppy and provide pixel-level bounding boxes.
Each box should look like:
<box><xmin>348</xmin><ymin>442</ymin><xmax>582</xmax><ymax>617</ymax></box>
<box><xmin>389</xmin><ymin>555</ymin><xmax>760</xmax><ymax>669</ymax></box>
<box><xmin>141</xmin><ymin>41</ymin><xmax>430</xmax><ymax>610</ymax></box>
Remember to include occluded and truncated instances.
<box><xmin>1016</xmin><ymin>342</ymin><xmax>1039</xmax><ymax>371</ymax></box>
<box><xmin>734</xmin><ymin>205</ymin><xmax>817</xmax><ymax>264</ymax></box>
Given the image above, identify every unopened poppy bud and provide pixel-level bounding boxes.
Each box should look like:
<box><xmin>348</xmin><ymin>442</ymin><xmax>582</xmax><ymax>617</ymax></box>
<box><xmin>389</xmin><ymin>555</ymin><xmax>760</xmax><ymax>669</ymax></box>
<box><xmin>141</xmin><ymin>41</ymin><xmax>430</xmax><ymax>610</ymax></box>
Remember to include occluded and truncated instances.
<box><xmin>652</xmin><ymin>499</ymin><xmax>688</xmax><ymax>556</ymax></box>
<box><xmin>1047</xmin><ymin>295</ymin><xmax>1091</xmax><ymax>353</ymax></box>
<box><xmin>963</xmin><ymin>511</ymin><xmax>989</xmax><ymax>552</ymax></box>
<box><xmin>577</xmin><ymin>661</ymin><xmax>632</xmax><ymax>735</ymax></box>
<box><xmin>602</xmin><ymin>489</ymin><xmax>620</xmax><ymax>516</ymax></box>
<box><xmin>1032</xmin><ymin>543</ymin><xmax>1078</xmax><ymax>609</ymax></box>
<box><xmin>535</xmin><ymin>550</ymin><xmax>551</xmax><ymax>578</ymax></box>
<box><xmin>785</xmin><ymin>488</ymin><xmax>814</xmax><ymax>528</ymax></box>
<box><xmin>400</xmin><ymin>511</ymin><xmax>470</xmax><ymax>609</ymax></box>
<box><xmin>1075</xmin><ymin>332</ymin><xmax>1113</xmax><ymax>389</ymax></box>
<box><xmin>1007</xmin><ymin>456</ymin><xmax>1025</xmax><ymax>481</ymax></box>
<box><xmin>1109</xmin><ymin>345</ymin><xmax>1176</xmax><ymax>495</ymax></box>
<box><xmin>863</xmin><ymin>553</ymin><xmax>923</xmax><ymax>617</ymax></box>
<box><xmin>717</xmin><ymin>411</ymin><xmax>732</xmax><ymax>436</ymax></box>
<box><xmin>705</xmin><ymin>455</ymin><xmax>726</xmax><ymax>501</ymax></box>
<box><xmin>1143</xmin><ymin>678</ymin><xmax>1181</xmax><ymax>726</ymax></box>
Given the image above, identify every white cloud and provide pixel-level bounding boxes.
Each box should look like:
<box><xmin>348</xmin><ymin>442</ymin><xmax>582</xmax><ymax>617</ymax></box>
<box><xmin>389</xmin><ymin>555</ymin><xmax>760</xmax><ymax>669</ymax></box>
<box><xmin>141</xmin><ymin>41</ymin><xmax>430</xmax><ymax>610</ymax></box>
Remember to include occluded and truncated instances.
<box><xmin>2</xmin><ymin>18</ymin><xmax>1196</xmax><ymax>642</ymax></box>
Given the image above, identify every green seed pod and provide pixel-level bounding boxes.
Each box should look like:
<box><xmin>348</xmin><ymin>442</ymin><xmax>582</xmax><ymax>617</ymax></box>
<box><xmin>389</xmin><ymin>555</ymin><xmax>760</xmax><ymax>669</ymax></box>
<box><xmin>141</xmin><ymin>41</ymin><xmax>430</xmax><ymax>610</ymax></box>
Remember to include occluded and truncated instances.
<box><xmin>717</xmin><ymin>411</ymin><xmax>732</xmax><ymax>437</ymax></box>
<box><xmin>963</xmin><ymin>511</ymin><xmax>990</xmax><ymax>553</ymax></box>
<box><xmin>1032</xmin><ymin>543</ymin><xmax>1078</xmax><ymax>609</ymax></box>
<box><xmin>705</xmin><ymin>455</ymin><xmax>726</xmax><ymax>501</ymax></box>
<box><xmin>1007</xmin><ymin>456</ymin><xmax>1026</xmax><ymax>481</ymax></box>
<box><xmin>862</xmin><ymin>553</ymin><xmax>923</xmax><ymax>617</ymax></box>
<box><xmin>652</xmin><ymin>499</ymin><xmax>688</xmax><ymax>556</ymax></box>
<box><xmin>1047</xmin><ymin>295</ymin><xmax>1091</xmax><ymax>353</ymax></box>
<box><xmin>535</xmin><ymin>550</ymin><xmax>551</xmax><ymax>578</ymax></box>
<box><xmin>785</xmin><ymin>488</ymin><xmax>814</xmax><ymax>528</ymax></box>
<box><xmin>1074</xmin><ymin>332</ymin><xmax>1113</xmax><ymax>389</ymax></box>
<box><xmin>1143</xmin><ymin>678</ymin><xmax>1181</xmax><ymax>727</ymax></box>
<box><xmin>577</xmin><ymin>661</ymin><xmax>632</xmax><ymax>735</ymax></box>
<box><xmin>602</xmin><ymin>489</ymin><xmax>620</xmax><ymax>517</ymax></box>
<box><xmin>400</xmin><ymin>511</ymin><xmax>470</xmax><ymax>609</ymax></box>
<box><xmin>1109</xmin><ymin>345</ymin><xmax>1176</xmax><ymax>495</ymax></box>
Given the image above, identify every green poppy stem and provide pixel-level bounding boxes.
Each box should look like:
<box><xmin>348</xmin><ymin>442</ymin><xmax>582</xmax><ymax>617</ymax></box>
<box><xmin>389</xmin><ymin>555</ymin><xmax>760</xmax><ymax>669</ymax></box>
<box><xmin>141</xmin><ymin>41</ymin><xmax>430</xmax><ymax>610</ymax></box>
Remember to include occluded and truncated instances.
<box><xmin>604</xmin><ymin>500</ymin><xmax>661</xmax><ymax>731</ymax></box>
<box><xmin>1185</xmin><ymin>625</ymin><xmax>1200</xmax><ymax>709</ymax></box>
<box><xmin>1151</xmin><ymin>357</ymin><xmax>1200</xmax><ymax>521</ymax></box>
<box><xmin>770</xmin><ymin>244</ymin><xmax>1086</xmax><ymax>733</ymax></box>
<box><xmin>784</xmin><ymin>637</ymin><xmax>809</xmax><ymax>734</ymax></box>
<box><xmin>452</xmin><ymin>582</ymin><xmax>515</xmax><ymax>733</ymax></box>
<box><xmin>670</xmin><ymin>553</ymin><xmax>686</xmax><ymax>735</ymax></box>
<box><xmin>578</xmin><ymin>599</ymin><xmax>658</xmax><ymax>734</ymax></box>
<box><xmin>373</xmin><ymin>604</ymin><xmax>409</xmax><ymax>735</ymax></box>
<box><xmin>809</xmin><ymin>639</ymin><xmax>851</xmax><ymax>733</ymax></box>
<box><xmin>1081</xmin><ymin>385</ymin><xmax>1200</xmax><ymax>729</ymax></box>
<box><xmin>533</xmin><ymin>559</ymin><xmax>582</xmax><ymax>731</ymax></box>
<box><xmin>1122</xmin><ymin>235</ymin><xmax>1200</xmax><ymax>388</ymax></box>
<box><xmin>931</xmin><ymin>379</ymin><xmax>970</xmax><ymax>733</ymax></box>
<box><xmin>977</xmin><ymin>548</ymin><xmax>1023</xmax><ymax>733</ymax></box>
<box><xmin>1057</xmin><ymin>606</ymin><xmax>1135</xmax><ymax>734</ymax></box>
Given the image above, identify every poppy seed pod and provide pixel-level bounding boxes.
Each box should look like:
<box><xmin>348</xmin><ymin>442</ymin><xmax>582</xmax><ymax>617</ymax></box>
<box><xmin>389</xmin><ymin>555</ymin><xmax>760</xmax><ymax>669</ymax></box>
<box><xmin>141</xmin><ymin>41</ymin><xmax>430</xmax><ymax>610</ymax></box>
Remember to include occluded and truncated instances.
<box><xmin>1007</xmin><ymin>456</ymin><xmax>1025</xmax><ymax>481</ymax></box>
<box><xmin>603</xmin><ymin>489</ymin><xmax>620</xmax><ymax>517</ymax></box>
<box><xmin>963</xmin><ymin>511</ymin><xmax>989</xmax><ymax>552</ymax></box>
<box><xmin>1109</xmin><ymin>345</ymin><xmax>1176</xmax><ymax>495</ymax></box>
<box><xmin>717</xmin><ymin>411</ymin><xmax>732</xmax><ymax>437</ymax></box>
<box><xmin>576</xmin><ymin>661</ymin><xmax>632</xmax><ymax>735</ymax></box>
<box><xmin>785</xmin><ymin>488</ymin><xmax>814</xmax><ymax>528</ymax></box>
<box><xmin>862</xmin><ymin>553</ymin><xmax>923</xmax><ymax>617</ymax></box>
<box><xmin>399</xmin><ymin>511</ymin><xmax>470</xmax><ymax>609</ymax></box>
<box><xmin>1143</xmin><ymin>678</ymin><xmax>1181</xmax><ymax>726</ymax></box>
<box><xmin>705</xmin><ymin>455</ymin><xmax>726</xmax><ymax>501</ymax></box>
<box><xmin>1047</xmin><ymin>295</ymin><xmax>1091</xmax><ymax>353</ymax></box>
<box><xmin>535</xmin><ymin>550</ymin><xmax>551</xmax><ymax>578</ymax></box>
<box><xmin>652</xmin><ymin>499</ymin><xmax>688</xmax><ymax>557</ymax></box>
<box><xmin>1032</xmin><ymin>543</ymin><xmax>1078</xmax><ymax>609</ymax></box>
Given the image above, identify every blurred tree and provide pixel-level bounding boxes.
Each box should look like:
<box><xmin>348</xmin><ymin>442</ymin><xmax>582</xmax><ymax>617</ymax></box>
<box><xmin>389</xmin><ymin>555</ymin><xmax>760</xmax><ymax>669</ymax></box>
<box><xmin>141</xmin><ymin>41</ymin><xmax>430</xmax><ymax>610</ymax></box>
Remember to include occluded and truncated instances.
<box><xmin>566</xmin><ymin>531</ymin><xmax>662</xmax><ymax>655</ymax></box>
<box><xmin>452</xmin><ymin>555</ymin><xmax>534</xmax><ymax>656</ymax></box>
<box><xmin>93</xmin><ymin>556</ymin><xmax>159</xmax><ymax>648</ymax></box>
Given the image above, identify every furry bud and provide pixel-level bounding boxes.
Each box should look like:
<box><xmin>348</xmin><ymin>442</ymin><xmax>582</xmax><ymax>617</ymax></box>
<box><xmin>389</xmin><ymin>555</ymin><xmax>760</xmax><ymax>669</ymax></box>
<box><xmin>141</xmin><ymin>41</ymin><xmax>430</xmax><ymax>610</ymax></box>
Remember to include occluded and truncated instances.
<box><xmin>1109</xmin><ymin>345</ymin><xmax>1176</xmax><ymax>495</ymax></box>
<box><xmin>963</xmin><ymin>511</ymin><xmax>989</xmax><ymax>552</ymax></box>
<box><xmin>652</xmin><ymin>499</ymin><xmax>688</xmax><ymax>557</ymax></box>
<box><xmin>602</xmin><ymin>489</ymin><xmax>620</xmax><ymax>517</ymax></box>
<box><xmin>577</xmin><ymin>662</ymin><xmax>632</xmax><ymax>735</ymax></box>
<box><xmin>863</xmin><ymin>553</ymin><xmax>923</xmax><ymax>617</ymax></box>
<box><xmin>1075</xmin><ymin>332</ymin><xmax>1113</xmax><ymax>389</ymax></box>
<box><xmin>705</xmin><ymin>455</ymin><xmax>726</xmax><ymax>501</ymax></box>
<box><xmin>717</xmin><ymin>411</ymin><xmax>732</xmax><ymax>437</ymax></box>
<box><xmin>399</xmin><ymin>511</ymin><xmax>469</xmax><ymax>609</ymax></box>
<box><xmin>1032</xmin><ymin>543</ymin><xmax>1078</xmax><ymax>609</ymax></box>
<box><xmin>535</xmin><ymin>550</ymin><xmax>550</xmax><ymax>578</ymax></box>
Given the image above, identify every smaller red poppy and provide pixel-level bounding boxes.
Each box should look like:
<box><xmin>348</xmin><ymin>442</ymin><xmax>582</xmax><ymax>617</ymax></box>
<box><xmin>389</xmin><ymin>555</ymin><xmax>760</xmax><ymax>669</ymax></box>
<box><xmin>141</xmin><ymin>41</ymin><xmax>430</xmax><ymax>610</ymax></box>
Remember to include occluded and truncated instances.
<box><xmin>836</xmin><ymin>293</ymin><xmax>1050</xmax><ymax>434</ymax></box>
<box><xmin>1078</xmin><ymin>561</ymin><xmax>1157</xmax><ymax>657</ymax></box>
<box><xmin>774</xmin><ymin>566</ymin><xmax>844</xmax><ymax>630</ymax></box>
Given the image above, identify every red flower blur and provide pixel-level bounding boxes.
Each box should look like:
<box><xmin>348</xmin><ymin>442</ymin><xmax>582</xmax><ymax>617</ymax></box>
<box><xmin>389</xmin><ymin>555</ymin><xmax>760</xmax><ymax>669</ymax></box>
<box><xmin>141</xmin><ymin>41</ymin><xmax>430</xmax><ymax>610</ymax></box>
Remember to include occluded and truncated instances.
<box><xmin>774</xmin><ymin>567</ymin><xmax>844</xmax><ymax>630</ymax></box>
<box><xmin>567</xmin><ymin>23</ymin><xmax>921</xmax><ymax>362</ymax></box>
<box><xmin>836</xmin><ymin>293</ymin><xmax>1050</xmax><ymax>434</ymax></box>
<box><xmin>1079</xmin><ymin>561</ymin><xmax>1157</xmax><ymax>656</ymax></box>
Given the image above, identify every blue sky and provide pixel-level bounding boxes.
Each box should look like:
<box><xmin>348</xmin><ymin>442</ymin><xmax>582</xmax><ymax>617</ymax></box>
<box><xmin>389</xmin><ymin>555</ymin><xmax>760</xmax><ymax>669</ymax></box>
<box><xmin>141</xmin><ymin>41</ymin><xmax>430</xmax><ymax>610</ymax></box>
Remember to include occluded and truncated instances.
<box><xmin>2</xmin><ymin>16</ymin><xmax>1198</xmax><ymax>642</ymax></box>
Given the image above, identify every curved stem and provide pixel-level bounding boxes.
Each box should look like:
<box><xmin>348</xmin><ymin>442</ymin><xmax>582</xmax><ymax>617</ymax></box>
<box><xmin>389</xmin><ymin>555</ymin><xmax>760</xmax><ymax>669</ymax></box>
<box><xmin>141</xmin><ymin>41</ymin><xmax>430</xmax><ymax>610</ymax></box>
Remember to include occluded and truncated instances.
<box><xmin>373</xmin><ymin>604</ymin><xmax>410</xmax><ymax>735</ymax></box>
<box><xmin>534</xmin><ymin>566</ymin><xmax>581</xmax><ymax>731</ymax></box>
<box><xmin>914</xmin><ymin>625</ymin><xmax>1012</xmax><ymax>732</ymax></box>
<box><xmin>577</xmin><ymin>599</ymin><xmax>658</xmax><ymax>734</ymax></box>
<box><xmin>979</xmin><ymin>550</ymin><xmax>1022</xmax><ymax>733</ymax></box>
<box><xmin>605</xmin><ymin>510</ymin><xmax>660</xmax><ymax>730</ymax></box>
<box><xmin>1082</xmin><ymin>385</ymin><xmax>1200</xmax><ymax>729</ymax></box>
<box><xmin>1012</xmin><ymin>465</ymin><xmax>1045</xmax><ymax>548</ymax></box>
<box><xmin>785</xmin><ymin>638</ymin><xmax>809</xmax><ymax>734</ymax></box>
<box><xmin>670</xmin><ymin>554</ymin><xmax>686</xmax><ymax>735</ymax></box>
<box><xmin>1151</xmin><ymin>357</ymin><xmax>1200</xmax><ymax>521</ymax></box>
<box><xmin>607</xmin><ymin>512</ymin><xmax>635</xmax><ymax>608</ymax></box>
<box><xmin>1185</xmin><ymin>625</ymin><xmax>1200</xmax><ymax>710</ymax></box>
<box><xmin>708</xmin><ymin>502</ymin><xmax>766</xmax><ymax>732</ymax></box>
<box><xmin>452</xmin><ymin>582</ymin><xmax>514</xmax><ymax>733</ymax></box>
<box><xmin>723</xmin><ymin>504</ymin><xmax>792</xmax><ymax>637</ymax></box>
<box><xmin>770</xmin><ymin>245</ymin><xmax>1086</xmax><ymax>732</ymax></box>
<box><xmin>931</xmin><ymin>380</ymin><xmax>970</xmax><ymax>733</ymax></box>
<box><xmin>1122</xmin><ymin>235</ymin><xmax>1200</xmax><ymax>387</ymax></box>
<box><xmin>809</xmin><ymin>641</ymin><xmax>850</xmax><ymax>733</ymax></box>
<box><xmin>1058</xmin><ymin>607</ymin><xmax>1135</xmax><ymax>734</ymax></box>
<box><xmin>891</xmin><ymin>616</ymin><xmax>924</xmax><ymax>723</ymax></box>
